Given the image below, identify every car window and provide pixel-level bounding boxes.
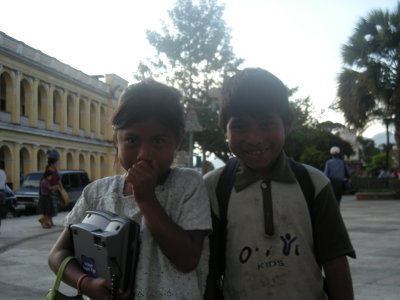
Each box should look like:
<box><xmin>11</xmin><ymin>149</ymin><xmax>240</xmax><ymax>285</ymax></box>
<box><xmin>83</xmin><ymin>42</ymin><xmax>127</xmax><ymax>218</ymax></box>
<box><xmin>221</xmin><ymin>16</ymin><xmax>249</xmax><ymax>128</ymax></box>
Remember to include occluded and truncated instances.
<box><xmin>70</xmin><ymin>174</ymin><xmax>81</xmax><ymax>188</ymax></box>
<box><xmin>61</xmin><ymin>174</ymin><xmax>70</xmax><ymax>187</ymax></box>
<box><xmin>80</xmin><ymin>173</ymin><xmax>90</xmax><ymax>186</ymax></box>
<box><xmin>22</xmin><ymin>173</ymin><xmax>42</xmax><ymax>188</ymax></box>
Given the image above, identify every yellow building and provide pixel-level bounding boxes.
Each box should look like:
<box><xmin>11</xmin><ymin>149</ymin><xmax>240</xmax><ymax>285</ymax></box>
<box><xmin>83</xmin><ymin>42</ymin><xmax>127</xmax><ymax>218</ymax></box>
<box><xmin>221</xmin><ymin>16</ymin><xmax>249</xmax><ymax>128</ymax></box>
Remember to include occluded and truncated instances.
<box><xmin>0</xmin><ymin>32</ymin><xmax>128</xmax><ymax>189</ymax></box>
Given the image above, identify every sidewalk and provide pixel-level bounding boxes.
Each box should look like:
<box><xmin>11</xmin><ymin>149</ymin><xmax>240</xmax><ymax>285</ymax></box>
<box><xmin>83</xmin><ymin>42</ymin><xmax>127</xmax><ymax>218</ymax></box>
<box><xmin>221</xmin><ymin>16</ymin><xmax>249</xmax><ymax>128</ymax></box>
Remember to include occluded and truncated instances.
<box><xmin>0</xmin><ymin>195</ymin><xmax>399</xmax><ymax>299</ymax></box>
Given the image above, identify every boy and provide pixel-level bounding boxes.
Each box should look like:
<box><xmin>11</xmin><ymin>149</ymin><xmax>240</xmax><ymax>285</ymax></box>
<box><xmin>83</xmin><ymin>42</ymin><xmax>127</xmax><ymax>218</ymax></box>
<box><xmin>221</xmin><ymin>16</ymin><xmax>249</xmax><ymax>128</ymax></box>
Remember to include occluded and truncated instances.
<box><xmin>204</xmin><ymin>68</ymin><xmax>355</xmax><ymax>300</ymax></box>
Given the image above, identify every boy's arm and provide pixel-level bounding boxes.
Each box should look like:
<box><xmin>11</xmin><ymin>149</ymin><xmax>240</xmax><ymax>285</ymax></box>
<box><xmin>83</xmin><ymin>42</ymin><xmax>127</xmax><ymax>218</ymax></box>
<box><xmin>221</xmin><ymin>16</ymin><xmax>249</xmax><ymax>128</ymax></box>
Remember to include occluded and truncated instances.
<box><xmin>322</xmin><ymin>256</ymin><xmax>354</xmax><ymax>300</ymax></box>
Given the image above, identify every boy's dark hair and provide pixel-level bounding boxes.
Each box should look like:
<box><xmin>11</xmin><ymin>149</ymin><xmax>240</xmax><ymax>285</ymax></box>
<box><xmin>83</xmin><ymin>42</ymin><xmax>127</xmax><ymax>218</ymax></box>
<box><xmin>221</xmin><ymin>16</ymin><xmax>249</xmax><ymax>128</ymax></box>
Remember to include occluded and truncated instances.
<box><xmin>112</xmin><ymin>79</ymin><xmax>185</xmax><ymax>141</ymax></box>
<box><xmin>219</xmin><ymin>68</ymin><xmax>291</xmax><ymax>133</ymax></box>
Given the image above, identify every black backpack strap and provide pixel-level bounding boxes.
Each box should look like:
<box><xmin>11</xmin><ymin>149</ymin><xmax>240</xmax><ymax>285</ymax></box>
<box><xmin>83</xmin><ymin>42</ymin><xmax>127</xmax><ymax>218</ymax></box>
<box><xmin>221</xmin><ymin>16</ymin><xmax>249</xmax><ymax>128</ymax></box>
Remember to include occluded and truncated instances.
<box><xmin>288</xmin><ymin>159</ymin><xmax>315</xmax><ymax>209</ymax></box>
<box><xmin>213</xmin><ymin>157</ymin><xmax>240</xmax><ymax>283</ymax></box>
<box><xmin>216</xmin><ymin>157</ymin><xmax>240</xmax><ymax>226</ymax></box>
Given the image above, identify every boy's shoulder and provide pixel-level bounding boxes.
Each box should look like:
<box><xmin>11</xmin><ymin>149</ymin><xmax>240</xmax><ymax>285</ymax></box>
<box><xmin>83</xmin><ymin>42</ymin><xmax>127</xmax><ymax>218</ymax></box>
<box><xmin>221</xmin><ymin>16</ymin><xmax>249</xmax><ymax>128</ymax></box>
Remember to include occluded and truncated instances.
<box><xmin>301</xmin><ymin>163</ymin><xmax>330</xmax><ymax>195</ymax></box>
<box><xmin>203</xmin><ymin>166</ymin><xmax>224</xmax><ymax>185</ymax></box>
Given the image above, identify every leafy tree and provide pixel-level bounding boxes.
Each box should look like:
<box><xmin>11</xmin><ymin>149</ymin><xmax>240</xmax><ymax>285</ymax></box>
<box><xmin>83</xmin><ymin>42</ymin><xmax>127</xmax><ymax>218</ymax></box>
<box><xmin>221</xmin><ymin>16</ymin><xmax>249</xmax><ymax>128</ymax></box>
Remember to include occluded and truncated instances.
<box><xmin>285</xmin><ymin>93</ymin><xmax>354</xmax><ymax>169</ymax></box>
<box><xmin>336</xmin><ymin>3</ymin><xmax>400</xmax><ymax>165</ymax></box>
<box><xmin>367</xmin><ymin>153</ymin><xmax>393</xmax><ymax>175</ymax></box>
<box><xmin>135</xmin><ymin>0</ymin><xmax>243</xmax><ymax>165</ymax></box>
<box><xmin>300</xmin><ymin>146</ymin><xmax>328</xmax><ymax>170</ymax></box>
<box><xmin>357</xmin><ymin>136</ymin><xmax>380</xmax><ymax>165</ymax></box>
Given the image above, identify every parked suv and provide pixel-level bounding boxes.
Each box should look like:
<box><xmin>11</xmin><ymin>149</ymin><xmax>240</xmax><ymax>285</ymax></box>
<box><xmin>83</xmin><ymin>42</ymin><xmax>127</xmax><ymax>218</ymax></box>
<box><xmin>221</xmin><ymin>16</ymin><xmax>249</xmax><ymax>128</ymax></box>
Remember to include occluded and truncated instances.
<box><xmin>15</xmin><ymin>170</ymin><xmax>90</xmax><ymax>214</ymax></box>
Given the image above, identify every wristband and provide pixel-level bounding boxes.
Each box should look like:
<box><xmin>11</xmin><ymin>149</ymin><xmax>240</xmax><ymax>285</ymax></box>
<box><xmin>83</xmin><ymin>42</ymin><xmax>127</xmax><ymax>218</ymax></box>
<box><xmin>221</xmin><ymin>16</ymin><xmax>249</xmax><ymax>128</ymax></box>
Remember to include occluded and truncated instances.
<box><xmin>77</xmin><ymin>274</ymin><xmax>90</xmax><ymax>294</ymax></box>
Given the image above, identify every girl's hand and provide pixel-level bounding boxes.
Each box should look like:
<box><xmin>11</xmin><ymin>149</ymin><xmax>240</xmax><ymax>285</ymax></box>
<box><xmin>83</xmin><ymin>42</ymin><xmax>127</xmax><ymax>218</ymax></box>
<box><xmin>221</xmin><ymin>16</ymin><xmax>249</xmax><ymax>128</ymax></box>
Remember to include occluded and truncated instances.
<box><xmin>126</xmin><ymin>160</ymin><xmax>159</xmax><ymax>202</ymax></box>
<box><xmin>80</xmin><ymin>277</ymin><xmax>112</xmax><ymax>300</ymax></box>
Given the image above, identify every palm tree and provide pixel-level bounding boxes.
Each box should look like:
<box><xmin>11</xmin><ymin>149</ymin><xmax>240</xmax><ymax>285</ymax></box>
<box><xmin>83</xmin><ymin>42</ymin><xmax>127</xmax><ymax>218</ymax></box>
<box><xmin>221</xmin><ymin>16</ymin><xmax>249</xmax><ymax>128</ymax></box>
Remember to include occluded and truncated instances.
<box><xmin>337</xmin><ymin>4</ymin><xmax>400</xmax><ymax>166</ymax></box>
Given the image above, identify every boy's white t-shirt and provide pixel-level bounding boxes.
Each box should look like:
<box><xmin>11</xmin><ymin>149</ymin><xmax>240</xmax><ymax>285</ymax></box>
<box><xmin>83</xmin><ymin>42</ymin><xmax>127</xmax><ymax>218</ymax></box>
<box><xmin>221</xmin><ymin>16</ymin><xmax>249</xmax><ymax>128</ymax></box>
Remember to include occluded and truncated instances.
<box><xmin>64</xmin><ymin>168</ymin><xmax>212</xmax><ymax>300</ymax></box>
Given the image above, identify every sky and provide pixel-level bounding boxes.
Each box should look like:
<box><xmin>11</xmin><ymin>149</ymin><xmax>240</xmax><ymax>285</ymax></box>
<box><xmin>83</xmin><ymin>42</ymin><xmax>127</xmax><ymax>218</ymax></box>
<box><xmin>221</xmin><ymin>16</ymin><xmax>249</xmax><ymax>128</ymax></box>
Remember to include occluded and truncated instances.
<box><xmin>1</xmin><ymin>0</ymin><xmax>398</xmax><ymax>138</ymax></box>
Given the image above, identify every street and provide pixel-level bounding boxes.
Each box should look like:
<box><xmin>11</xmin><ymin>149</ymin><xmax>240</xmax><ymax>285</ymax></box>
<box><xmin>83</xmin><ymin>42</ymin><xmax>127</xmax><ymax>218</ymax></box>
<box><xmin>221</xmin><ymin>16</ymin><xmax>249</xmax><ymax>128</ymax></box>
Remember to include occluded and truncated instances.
<box><xmin>0</xmin><ymin>195</ymin><xmax>399</xmax><ymax>300</ymax></box>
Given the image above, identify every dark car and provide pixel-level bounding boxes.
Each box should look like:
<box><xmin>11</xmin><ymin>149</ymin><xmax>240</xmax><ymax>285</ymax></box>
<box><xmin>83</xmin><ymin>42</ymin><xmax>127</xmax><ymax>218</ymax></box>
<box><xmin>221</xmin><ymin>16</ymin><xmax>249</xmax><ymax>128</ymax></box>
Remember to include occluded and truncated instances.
<box><xmin>14</xmin><ymin>170</ymin><xmax>90</xmax><ymax>214</ymax></box>
<box><xmin>0</xmin><ymin>184</ymin><xmax>24</xmax><ymax>219</ymax></box>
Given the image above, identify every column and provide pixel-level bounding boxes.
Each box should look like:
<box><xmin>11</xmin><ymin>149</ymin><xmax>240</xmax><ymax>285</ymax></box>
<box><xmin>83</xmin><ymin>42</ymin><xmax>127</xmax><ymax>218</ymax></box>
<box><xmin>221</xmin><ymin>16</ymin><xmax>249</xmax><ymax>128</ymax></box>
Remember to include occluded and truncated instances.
<box><xmin>46</xmin><ymin>84</ymin><xmax>54</xmax><ymax>130</ymax></box>
<box><xmin>12</xmin><ymin>142</ymin><xmax>21</xmax><ymax>189</ymax></box>
<box><xmin>11</xmin><ymin>71</ymin><xmax>21</xmax><ymax>124</ymax></box>
<box><xmin>84</xmin><ymin>100</ymin><xmax>90</xmax><ymax>137</ymax></box>
<box><xmin>72</xmin><ymin>95</ymin><xmax>79</xmax><ymax>135</ymax></box>
<box><xmin>57</xmin><ymin>148</ymin><xmax>67</xmax><ymax>169</ymax></box>
<box><xmin>29</xmin><ymin>78</ymin><xmax>39</xmax><ymax>127</ymax></box>
<box><xmin>60</xmin><ymin>89</ymin><xmax>67</xmax><ymax>133</ymax></box>
<box><xmin>31</xmin><ymin>144</ymin><xmax>39</xmax><ymax>173</ymax></box>
<box><xmin>72</xmin><ymin>150</ymin><xmax>80</xmax><ymax>170</ymax></box>
<box><xmin>95</xmin><ymin>102</ymin><xmax>101</xmax><ymax>139</ymax></box>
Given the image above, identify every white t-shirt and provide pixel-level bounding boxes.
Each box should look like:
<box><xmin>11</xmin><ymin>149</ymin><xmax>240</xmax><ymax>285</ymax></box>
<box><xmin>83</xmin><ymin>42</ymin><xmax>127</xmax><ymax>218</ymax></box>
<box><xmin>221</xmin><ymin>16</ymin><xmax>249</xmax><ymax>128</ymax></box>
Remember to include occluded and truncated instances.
<box><xmin>64</xmin><ymin>168</ymin><xmax>212</xmax><ymax>300</ymax></box>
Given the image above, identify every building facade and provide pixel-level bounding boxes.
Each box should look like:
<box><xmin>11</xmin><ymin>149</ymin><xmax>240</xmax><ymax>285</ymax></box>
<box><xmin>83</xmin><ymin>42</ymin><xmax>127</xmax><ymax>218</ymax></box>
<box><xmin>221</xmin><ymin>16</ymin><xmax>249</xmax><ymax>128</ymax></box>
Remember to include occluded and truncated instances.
<box><xmin>0</xmin><ymin>32</ymin><xmax>128</xmax><ymax>189</ymax></box>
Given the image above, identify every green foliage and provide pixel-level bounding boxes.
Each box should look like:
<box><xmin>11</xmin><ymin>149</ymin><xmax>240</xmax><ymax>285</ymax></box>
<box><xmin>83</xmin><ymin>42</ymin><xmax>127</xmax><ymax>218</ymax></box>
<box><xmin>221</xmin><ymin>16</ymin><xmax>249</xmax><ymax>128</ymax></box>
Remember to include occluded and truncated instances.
<box><xmin>336</xmin><ymin>3</ymin><xmax>400</xmax><ymax>164</ymax></box>
<box><xmin>300</xmin><ymin>146</ymin><xmax>329</xmax><ymax>170</ymax></box>
<box><xmin>285</xmin><ymin>93</ymin><xmax>354</xmax><ymax>170</ymax></box>
<box><xmin>356</xmin><ymin>136</ymin><xmax>380</xmax><ymax>164</ymax></box>
<box><xmin>367</xmin><ymin>153</ymin><xmax>393</xmax><ymax>175</ymax></box>
<box><xmin>134</xmin><ymin>0</ymin><xmax>243</xmax><ymax>162</ymax></box>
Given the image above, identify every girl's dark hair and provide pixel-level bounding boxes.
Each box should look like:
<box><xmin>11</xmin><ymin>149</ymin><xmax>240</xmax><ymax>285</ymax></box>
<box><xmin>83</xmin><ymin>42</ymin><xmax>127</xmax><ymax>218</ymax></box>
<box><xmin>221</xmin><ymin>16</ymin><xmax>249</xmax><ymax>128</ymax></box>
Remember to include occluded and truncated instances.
<box><xmin>219</xmin><ymin>68</ymin><xmax>291</xmax><ymax>133</ymax></box>
<box><xmin>112</xmin><ymin>79</ymin><xmax>185</xmax><ymax>141</ymax></box>
<box><xmin>42</xmin><ymin>170</ymin><xmax>53</xmax><ymax>179</ymax></box>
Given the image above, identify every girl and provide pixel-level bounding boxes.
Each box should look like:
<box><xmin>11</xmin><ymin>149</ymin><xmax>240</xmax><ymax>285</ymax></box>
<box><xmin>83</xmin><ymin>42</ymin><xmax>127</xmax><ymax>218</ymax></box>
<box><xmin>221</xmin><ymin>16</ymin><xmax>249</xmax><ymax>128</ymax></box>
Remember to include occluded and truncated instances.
<box><xmin>48</xmin><ymin>79</ymin><xmax>212</xmax><ymax>300</ymax></box>
<box><xmin>38</xmin><ymin>170</ymin><xmax>59</xmax><ymax>228</ymax></box>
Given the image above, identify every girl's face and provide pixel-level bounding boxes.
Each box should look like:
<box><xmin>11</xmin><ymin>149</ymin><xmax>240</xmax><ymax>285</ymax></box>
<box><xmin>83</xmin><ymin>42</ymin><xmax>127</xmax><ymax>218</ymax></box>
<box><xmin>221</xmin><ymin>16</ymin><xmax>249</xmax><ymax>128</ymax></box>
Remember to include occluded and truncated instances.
<box><xmin>116</xmin><ymin>118</ymin><xmax>178</xmax><ymax>179</ymax></box>
<box><xmin>226</xmin><ymin>112</ymin><xmax>288</xmax><ymax>177</ymax></box>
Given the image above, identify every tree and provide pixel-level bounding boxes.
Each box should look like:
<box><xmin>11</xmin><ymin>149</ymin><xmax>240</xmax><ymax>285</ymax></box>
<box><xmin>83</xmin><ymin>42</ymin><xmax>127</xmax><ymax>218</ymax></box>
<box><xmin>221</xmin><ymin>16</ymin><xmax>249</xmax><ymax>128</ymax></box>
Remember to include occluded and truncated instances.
<box><xmin>135</xmin><ymin>0</ymin><xmax>243</xmax><ymax>165</ymax></box>
<box><xmin>285</xmin><ymin>93</ymin><xmax>354</xmax><ymax>170</ymax></box>
<box><xmin>336</xmin><ymin>3</ymin><xmax>400</xmax><ymax>166</ymax></box>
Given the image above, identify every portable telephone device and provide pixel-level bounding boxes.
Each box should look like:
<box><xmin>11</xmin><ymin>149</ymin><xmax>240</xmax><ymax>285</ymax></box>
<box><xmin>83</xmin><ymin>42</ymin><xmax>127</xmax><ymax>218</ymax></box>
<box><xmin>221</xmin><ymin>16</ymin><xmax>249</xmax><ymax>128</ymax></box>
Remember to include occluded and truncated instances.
<box><xmin>70</xmin><ymin>210</ymin><xmax>140</xmax><ymax>293</ymax></box>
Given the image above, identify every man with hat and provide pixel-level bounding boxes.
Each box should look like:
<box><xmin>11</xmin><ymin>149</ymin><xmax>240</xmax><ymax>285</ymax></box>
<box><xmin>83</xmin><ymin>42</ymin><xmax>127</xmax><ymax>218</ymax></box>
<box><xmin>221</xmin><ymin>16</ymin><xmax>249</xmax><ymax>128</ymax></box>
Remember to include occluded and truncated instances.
<box><xmin>324</xmin><ymin>146</ymin><xmax>351</xmax><ymax>204</ymax></box>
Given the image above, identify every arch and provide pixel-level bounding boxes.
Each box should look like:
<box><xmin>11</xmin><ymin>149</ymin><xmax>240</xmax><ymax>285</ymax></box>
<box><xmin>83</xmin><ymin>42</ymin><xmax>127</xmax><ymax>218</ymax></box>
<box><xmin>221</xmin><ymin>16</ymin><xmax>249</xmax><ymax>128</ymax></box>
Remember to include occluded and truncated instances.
<box><xmin>20</xmin><ymin>78</ymin><xmax>31</xmax><ymax>118</ymax></box>
<box><xmin>79</xmin><ymin>98</ymin><xmax>85</xmax><ymax>130</ymax></box>
<box><xmin>79</xmin><ymin>153</ymin><xmax>85</xmax><ymax>171</ymax></box>
<box><xmin>100</xmin><ymin>155</ymin><xmax>107</xmax><ymax>178</ymax></box>
<box><xmin>0</xmin><ymin>145</ymin><xmax>12</xmax><ymax>183</ymax></box>
<box><xmin>0</xmin><ymin>71</ymin><xmax>13</xmax><ymax>113</ymax></box>
<box><xmin>53</xmin><ymin>89</ymin><xmax>62</xmax><ymax>125</ymax></box>
<box><xmin>38</xmin><ymin>84</ymin><xmax>47</xmax><ymax>121</ymax></box>
<box><xmin>67</xmin><ymin>95</ymin><xmax>74</xmax><ymax>127</ymax></box>
<box><xmin>90</xmin><ymin>102</ymin><xmax>96</xmax><ymax>134</ymax></box>
<box><xmin>37</xmin><ymin>149</ymin><xmax>47</xmax><ymax>171</ymax></box>
<box><xmin>66</xmin><ymin>152</ymin><xmax>74</xmax><ymax>169</ymax></box>
<box><xmin>19</xmin><ymin>147</ymin><xmax>31</xmax><ymax>179</ymax></box>
<box><xmin>100</xmin><ymin>106</ymin><xmax>106</xmax><ymax>135</ymax></box>
<box><xmin>90</xmin><ymin>154</ymin><xmax>96</xmax><ymax>180</ymax></box>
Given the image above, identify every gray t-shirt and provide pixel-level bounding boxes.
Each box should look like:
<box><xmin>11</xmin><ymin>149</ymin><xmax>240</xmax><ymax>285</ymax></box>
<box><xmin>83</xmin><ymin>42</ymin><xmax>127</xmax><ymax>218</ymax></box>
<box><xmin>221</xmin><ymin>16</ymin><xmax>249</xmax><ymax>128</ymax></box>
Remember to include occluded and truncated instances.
<box><xmin>64</xmin><ymin>168</ymin><xmax>212</xmax><ymax>299</ymax></box>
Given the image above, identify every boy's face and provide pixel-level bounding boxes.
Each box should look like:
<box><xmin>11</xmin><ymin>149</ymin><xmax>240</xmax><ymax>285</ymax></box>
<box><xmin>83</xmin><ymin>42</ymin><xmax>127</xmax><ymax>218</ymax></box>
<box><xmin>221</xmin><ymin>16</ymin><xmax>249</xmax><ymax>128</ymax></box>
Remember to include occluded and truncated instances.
<box><xmin>116</xmin><ymin>118</ymin><xmax>178</xmax><ymax>179</ymax></box>
<box><xmin>226</xmin><ymin>112</ymin><xmax>288</xmax><ymax>175</ymax></box>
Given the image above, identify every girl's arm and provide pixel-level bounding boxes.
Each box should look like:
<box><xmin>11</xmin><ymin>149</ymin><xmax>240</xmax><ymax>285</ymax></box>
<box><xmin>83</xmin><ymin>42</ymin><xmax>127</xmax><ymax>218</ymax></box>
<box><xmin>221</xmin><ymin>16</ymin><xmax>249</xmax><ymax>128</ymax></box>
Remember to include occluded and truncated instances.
<box><xmin>322</xmin><ymin>256</ymin><xmax>354</xmax><ymax>300</ymax></box>
<box><xmin>48</xmin><ymin>228</ymin><xmax>130</xmax><ymax>300</ymax></box>
<box><xmin>126</xmin><ymin>160</ymin><xmax>207</xmax><ymax>273</ymax></box>
<box><xmin>138</xmin><ymin>196</ymin><xmax>207</xmax><ymax>272</ymax></box>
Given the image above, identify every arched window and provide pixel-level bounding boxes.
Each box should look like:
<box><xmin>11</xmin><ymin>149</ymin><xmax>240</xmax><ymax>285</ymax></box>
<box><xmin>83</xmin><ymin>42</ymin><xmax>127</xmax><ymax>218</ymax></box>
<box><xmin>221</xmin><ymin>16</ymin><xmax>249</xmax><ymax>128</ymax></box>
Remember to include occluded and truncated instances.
<box><xmin>53</xmin><ymin>90</ymin><xmax>62</xmax><ymax>125</ymax></box>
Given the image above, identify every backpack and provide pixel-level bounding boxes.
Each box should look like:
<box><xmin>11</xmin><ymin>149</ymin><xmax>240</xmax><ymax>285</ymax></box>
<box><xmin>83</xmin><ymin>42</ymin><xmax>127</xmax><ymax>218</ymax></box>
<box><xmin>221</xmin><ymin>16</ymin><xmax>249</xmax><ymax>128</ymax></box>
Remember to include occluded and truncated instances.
<box><xmin>211</xmin><ymin>157</ymin><xmax>330</xmax><ymax>298</ymax></box>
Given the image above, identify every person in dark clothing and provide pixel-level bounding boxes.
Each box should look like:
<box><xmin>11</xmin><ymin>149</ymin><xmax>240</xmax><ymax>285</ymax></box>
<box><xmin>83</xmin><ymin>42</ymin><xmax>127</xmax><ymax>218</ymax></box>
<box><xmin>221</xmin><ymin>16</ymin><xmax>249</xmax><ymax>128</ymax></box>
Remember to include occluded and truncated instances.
<box><xmin>324</xmin><ymin>146</ymin><xmax>351</xmax><ymax>204</ymax></box>
<box><xmin>38</xmin><ymin>170</ymin><xmax>59</xmax><ymax>228</ymax></box>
